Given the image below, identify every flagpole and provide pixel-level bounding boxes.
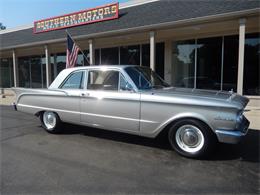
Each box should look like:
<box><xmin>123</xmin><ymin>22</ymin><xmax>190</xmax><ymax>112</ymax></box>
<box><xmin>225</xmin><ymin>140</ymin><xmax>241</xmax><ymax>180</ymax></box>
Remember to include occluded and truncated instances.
<box><xmin>66</xmin><ymin>30</ymin><xmax>90</xmax><ymax>65</ymax></box>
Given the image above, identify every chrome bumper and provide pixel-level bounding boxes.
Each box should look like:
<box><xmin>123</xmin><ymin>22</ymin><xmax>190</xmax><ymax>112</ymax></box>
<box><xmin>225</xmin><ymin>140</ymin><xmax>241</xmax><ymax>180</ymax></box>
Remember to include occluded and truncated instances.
<box><xmin>215</xmin><ymin>116</ymin><xmax>250</xmax><ymax>144</ymax></box>
<box><xmin>13</xmin><ymin>102</ymin><xmax>17</xmax><ymax>111</ymax></box>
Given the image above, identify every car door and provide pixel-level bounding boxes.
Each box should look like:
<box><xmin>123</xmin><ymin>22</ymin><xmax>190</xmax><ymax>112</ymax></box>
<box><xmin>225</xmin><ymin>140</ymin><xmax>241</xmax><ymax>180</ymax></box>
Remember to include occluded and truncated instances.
<box><xmin>54</xmin><ymin>70</ymin><xmax>86</xmax><ymax>123</ymax></box>
<box><xmin>80</xmin><ymin>69</ymin><xmax>140</xmax><ymax>132</ymax></box>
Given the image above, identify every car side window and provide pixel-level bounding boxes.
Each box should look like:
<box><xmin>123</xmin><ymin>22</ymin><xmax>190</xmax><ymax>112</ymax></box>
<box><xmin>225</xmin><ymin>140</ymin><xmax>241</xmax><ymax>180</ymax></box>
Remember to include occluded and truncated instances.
<box><xmin>60</xmin><ymin>71</ymin><xmax>85</xmax><ymax>89</ymax></box>
<box><xmin>87</xmin><ymin>70</ymin><xmax>119</xmax><ymax>91</ymax></box>
<box><xmin>120</xmin><ymin>74</ymin><xmax>133</xmax><ymax>91</ymax></box>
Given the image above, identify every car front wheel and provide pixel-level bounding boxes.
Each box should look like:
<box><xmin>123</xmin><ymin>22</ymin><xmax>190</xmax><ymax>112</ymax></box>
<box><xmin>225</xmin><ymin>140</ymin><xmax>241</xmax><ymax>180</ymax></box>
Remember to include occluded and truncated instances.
<box><xmin>168</xmin><ymin>119</ymin><xmax>216</xmax><ymax>158</ymax></box>
<box><xmin>40</xmin><ymin>111</ymin><xmax>62</xmax><ymax>134</ymax></box>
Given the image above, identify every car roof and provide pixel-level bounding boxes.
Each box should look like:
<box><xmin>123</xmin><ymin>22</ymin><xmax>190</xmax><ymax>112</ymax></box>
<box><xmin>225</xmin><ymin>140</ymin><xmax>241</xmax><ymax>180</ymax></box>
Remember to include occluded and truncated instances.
<box><xmin>48</xmin><ymin>65</ymin><xmax>147</xmax><ymax>89</ymax></box>
<box><xmin>66</xmin><ymin>65</ymin><xmax>143</xmax><ymax>71</ymax></box>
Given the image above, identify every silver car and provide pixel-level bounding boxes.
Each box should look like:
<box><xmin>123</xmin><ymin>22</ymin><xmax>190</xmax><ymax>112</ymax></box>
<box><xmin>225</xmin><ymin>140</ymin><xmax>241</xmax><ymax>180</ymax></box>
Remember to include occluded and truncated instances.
<box><xmin>13</xmin><ymin>65</ymin><xmax>250</xmax><ymax>158</ymax></box>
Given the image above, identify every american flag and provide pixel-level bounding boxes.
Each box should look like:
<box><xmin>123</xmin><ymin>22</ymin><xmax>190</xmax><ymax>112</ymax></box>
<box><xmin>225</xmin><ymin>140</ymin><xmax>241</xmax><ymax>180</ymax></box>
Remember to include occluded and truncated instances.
<box><xmin>66</xmin><ymin>34</ymin><xmax>80</xmax><ymax>68</ymax></box>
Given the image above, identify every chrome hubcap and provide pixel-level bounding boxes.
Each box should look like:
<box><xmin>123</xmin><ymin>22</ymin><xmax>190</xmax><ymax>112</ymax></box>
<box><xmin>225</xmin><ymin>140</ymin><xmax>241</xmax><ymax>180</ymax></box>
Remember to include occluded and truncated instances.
<box><xmin>43</xmin><ymin>112</ymin><xmax>56</xmax><ymax>130</ymax></box>
<box><xmin>175</xmin><ymin>125</ymin><xmax>204</xmax><ymax>153</ymax></box>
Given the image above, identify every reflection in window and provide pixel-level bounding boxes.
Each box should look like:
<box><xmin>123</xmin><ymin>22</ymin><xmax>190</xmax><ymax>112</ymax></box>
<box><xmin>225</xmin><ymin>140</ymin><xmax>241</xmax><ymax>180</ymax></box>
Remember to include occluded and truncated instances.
<box><xmin>119</xmin><ymin>74</ymin><xmax>130</xmax><ymax>91</ymax></box>
<box><xmin>77</xmin><ymin>53</ymin><xmax>84</xmax><ymax>67</ymax></box>
<box><xmin>223</xmin><ymin>35</ymin><xmax>239</xmax><ymax>92</ymax></box>
<box><xmin>56</xmin><ymin>53</ymin><xmax>66</xmax><ymax>75</ymax></box>
<box><xmin>120</xmin><ymin>45</ymin><xmax>140</xmax><ymax>65</ymax></box>
<box><xmin>101</xmin><ymin>47</ymin><xmax>119</xmax><ymax>65</ymax></box>
<box><xmin>0</xmin><ymin>58</ymin><xmax>14</xmax><ymax>88</ymax></box>
<box><xmin>243</xmin><ymin>33</ymin><xmax>260</xmax><ymax>95</ymax></box>
<box><xmin>50</xmin><ymin>55</ymin><xmax>55</xmax><ymax>82</ymax></box>
<box><xmin>18</xmin><ymin>55</ymin><xmax>46</xmax><ymax>88</ymax></box>
<box><xmin>61</xmin><ymin>71</ymin><xmax>85</xmax><ymax>89</ymax></box>
<box><xmin>197</xmin><ymin>37</ymin><xmax>222</xmax><ymax>90</ymax></box>
<box><xmin>172</xmin><ymin>37</ymin><xmax>234</xmax><ymax>91</ymax></box>
<box><xmin>125</xmin><ymin>66</ymin><xmax>169</xmax><ymax>90</ymax></box>
<box><xmin>141</xmin><ymin>44</ymin><xmax>150</xmax><ymax>67</ymax></box>
<box><xmin>31</xmin><ymin>56</ymin><xmax>44</xmax><ymax>88</ymax></box>
<box><xmin>83</xmin><ymin>50</ymin><xmax>90</xmax><ymax>66</ymax></box>
<box><xmin>156</xmin><ymin>42</ymin><xmax>165</xmax><ymax>79</ymax></box>
<box><xmin>95</xmin><ymin>49</ymin><xmax>100</xmax><ymax>65</ymax></box>
<box><xmin>18</xmin><ymin>57</ymin><xmax>31</xmax><ymax>88</ymax></box>
<box><xmin>172</xmin><ymin>40</ymin><xmax>196</xmax><ymax>88</ymax></box>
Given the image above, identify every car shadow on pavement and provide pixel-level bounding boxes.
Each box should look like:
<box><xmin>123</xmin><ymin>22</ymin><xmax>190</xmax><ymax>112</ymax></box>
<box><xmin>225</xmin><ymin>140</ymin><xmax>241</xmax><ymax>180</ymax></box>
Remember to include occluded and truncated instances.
<box><xmin>61</xmin><ymin>123</ymin><xmax>172</xmax><ymax>150</ymax></box>
<box><xmin>208</xmin><ymin>129</ymin><xmax>260</xmax><ymax>163</ymax></box>
<box><xmin>60</xmin><ymin>124</ymin><xmax>259</xmax><ymax>162</ymax></box>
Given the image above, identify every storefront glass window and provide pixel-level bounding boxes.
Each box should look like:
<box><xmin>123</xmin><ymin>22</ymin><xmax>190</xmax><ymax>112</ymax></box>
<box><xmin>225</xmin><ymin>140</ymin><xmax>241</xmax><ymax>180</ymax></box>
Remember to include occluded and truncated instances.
<box><xmin>172</xmin><ymin>40</ymin><xmax>196</xmax><ymax>88</ymax></box>
<box><xmin>141</xmin><ymin>44</ymin><xmax>150</xmax><ymax>67</ymax></box>
<box><xmin>120</xmin><ymin>45</ymin><xmax>140</xmax><ymax>65</ymax></box>
<box><xmin>223</xmin><ymin>35</ymin><xmax>239</xmax><ymax>92</ymax></box>
<box><xmin>156</xmin><ymin>42</ymin><xmax>165</xmax><ymax>79</ymax></box>
<box><xmin>18</xmin><ymin>55</ymin><xmax>46</xmax><ymax>88</ymax></box>
<box><xmin>95</xmin><ymin>49</ymin><xmax>100</xmax><ymax>65</ymax></box>
<box><xmin>0</xmin><ymin>58</ymin><xmax>14</xmax><ymax>88</ymax></box>
<box><xmin>49</xmin><ymin>55</ymin><xmax>55</xmax><ymax>82</ymax></box>
<box><xmin>41</xmin><ymin>56</ymin><xmax>47</xmax><ymax>88</ymax></box>
<box><xmin>243</xmin><ymin>33</ymin><xmax>260</xmax><ymax>95</ymax></box>
<box><xmin>197</xmin><ymin>37</ymin><xmax>222</xmax><ymax>90</ymax></box>
<box><xmin>56</xmin><ymin>53</ymin><xmax>66</xmax><ymax>75</ymax></box>
<box><xmin>31</xmin><ymin>56</ymin><xmax>44</xmax><ymax>88</ymax></box>
<box><xmin>101</xmin><ymin>47</ymin><xmax>119</xmax><ymax>65</ymax></box>
<box><xmin>77</xmin><ymin>53</ymin><xmax>84</xmax><ymax>67</ymax></box>
<box><xmin>83</xmin><ymin>50</ymin><xmax>90</xmax><ymax>66</ymax></box>
<box><xmin>18</xmin><ymin>57</ymin><xmax>31</xmax><ymax>88</ymax></box>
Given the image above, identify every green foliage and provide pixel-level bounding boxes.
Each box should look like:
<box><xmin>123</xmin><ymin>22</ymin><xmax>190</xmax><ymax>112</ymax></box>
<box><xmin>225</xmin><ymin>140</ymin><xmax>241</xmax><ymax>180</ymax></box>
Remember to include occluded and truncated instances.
<box><xmin>0</xmin><ymin>23</ymin><xmax>6</xmax><ymax>30</ymax></box>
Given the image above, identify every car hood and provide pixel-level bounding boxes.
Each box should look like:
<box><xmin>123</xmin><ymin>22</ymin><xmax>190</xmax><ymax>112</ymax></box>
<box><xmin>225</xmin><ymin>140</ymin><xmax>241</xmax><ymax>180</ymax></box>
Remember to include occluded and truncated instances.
<box><xmin>141</xmin><ymin>87</ymin><xmax>249</xmax><ymax>110</ymax></box>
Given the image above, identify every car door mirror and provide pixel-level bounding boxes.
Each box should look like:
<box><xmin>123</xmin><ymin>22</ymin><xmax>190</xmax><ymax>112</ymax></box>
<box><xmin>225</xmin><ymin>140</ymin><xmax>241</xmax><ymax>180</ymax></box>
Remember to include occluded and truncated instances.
<box><xmin>120</xmin><ymin>82</ymin><xmax>135</xmax><ymax>92</ymax></box>
<box><xmin>125</xmin><ymin>83</ymin><xmax>134</xmax><ymax>91</ymax></box>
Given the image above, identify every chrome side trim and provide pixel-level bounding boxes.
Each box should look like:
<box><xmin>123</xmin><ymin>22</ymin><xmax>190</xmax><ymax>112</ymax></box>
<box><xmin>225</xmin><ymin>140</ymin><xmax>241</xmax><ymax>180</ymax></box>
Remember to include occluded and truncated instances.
<box><xmin>18</xmin><ymin>103</ymin><xmax>157</xmax><ymax>124</ymax></box>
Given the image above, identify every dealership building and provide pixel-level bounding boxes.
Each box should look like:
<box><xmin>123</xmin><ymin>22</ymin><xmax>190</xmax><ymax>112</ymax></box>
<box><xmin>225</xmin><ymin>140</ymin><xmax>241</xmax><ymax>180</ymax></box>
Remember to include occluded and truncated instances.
<box><xmin>0</xmin><ymin>0</ymin><xmax>259</xmax><ymax>102</ymax></box>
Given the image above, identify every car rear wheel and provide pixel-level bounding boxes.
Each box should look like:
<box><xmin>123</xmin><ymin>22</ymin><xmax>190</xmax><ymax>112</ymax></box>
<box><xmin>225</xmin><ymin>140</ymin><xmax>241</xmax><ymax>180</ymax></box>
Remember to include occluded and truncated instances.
<box><xmin>168</xmin><ymin>119</ymin><xmax>216</xmax><ymax>158</ymax></box>
<box><xmin>40</xmin><ymin>111</ymin><xmax>62</xmax><ymax>134</ymax></box>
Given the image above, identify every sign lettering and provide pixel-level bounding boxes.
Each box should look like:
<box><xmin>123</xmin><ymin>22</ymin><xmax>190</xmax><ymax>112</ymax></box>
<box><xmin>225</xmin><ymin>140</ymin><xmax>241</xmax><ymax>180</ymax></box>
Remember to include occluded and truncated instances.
<box><xmin>34</xmin><ymin>3</ymin><xmax>119</xmax><ymax>34</ymax></box>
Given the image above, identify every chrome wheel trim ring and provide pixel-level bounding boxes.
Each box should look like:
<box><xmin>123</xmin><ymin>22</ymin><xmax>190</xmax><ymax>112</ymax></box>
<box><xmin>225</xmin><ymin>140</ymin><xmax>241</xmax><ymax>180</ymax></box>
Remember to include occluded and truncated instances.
<box><xmin>175</xmin><ymin>125</ymin><xmax>205</xmax><ymax>153</ymax></box>
<box><xmin>43</xmin><ymin>112</ymin><xmax>57</xmax><ymax>130</ymax></box>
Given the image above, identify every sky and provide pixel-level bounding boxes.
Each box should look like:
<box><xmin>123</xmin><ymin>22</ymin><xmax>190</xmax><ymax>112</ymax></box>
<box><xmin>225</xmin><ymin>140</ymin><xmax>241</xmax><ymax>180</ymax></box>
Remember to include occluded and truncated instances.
<box><xmin>0</xmin><ymin>0</ymin><xmax>128</xmax><ymax>29</ymax></box>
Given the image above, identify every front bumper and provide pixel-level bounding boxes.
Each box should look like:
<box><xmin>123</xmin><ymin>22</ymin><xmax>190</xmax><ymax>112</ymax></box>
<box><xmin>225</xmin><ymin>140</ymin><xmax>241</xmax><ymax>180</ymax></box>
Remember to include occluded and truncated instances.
<box><xmin>215</xmin><ymin>116</ymin><xmax>250</xmax><ymax>144</ymax></box>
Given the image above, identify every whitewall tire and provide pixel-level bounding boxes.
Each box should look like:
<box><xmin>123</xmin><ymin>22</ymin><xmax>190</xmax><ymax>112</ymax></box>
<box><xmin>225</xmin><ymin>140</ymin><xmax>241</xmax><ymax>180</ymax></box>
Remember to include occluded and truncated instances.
<box><xmin>40</xmin><ymin>111</ymin><xmax>62</xmax><ymax>134</ymax></box>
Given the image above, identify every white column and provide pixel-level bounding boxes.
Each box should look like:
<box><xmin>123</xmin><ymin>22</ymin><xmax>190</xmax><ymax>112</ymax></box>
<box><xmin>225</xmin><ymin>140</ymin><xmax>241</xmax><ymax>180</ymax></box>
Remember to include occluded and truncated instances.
<box><xmin>150</xmin><ymin>31</ymin><xmax>155</xmax><ymax>71</ymax></box>
<box><xmin>12</xmin><ymin>49</ymin><xmax>18</xmax><ymax>87</ymax></box>
<box><xmin>237</xmin><ymin>18</ymin><xmax>246</xmax><ymax>95</ymax></box>
<box><xmin>45</xmin><ymin>45</ymin><xmax>51</xmax><ymax>87</ymax></box>
<box><xmin>89</xmin><ymin>39</ymin><xmax>95</xmax><ymax>65</ymax></box>
<box><xmin>164</xmin><ymin>40</ymin><xmax>172</xmax><ymax>84</ymax></box>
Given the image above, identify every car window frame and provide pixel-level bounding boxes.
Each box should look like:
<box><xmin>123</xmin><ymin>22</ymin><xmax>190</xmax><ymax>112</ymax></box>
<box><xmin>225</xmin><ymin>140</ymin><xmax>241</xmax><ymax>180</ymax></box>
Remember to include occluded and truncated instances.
<box><xmin>59</xmin><ymin>70</ymin><xmax>87</xmax><ymax>90</ymax></box>
<box><xmin>85</xmin><ymin>67</ymin><xmax>138</xmax><ymax>93</ymax></box>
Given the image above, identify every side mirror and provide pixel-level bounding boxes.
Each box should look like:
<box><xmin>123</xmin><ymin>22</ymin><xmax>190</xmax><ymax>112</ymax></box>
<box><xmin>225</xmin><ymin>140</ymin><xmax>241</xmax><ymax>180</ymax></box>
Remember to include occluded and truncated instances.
<box><xmin>125</xmin><ymin>83</ymin><xmax>134</xmax><ymax>92</ymax></box>
<box><xmin>121</xmin><ymin>82</ymin><xmax>135</xmax><ymax>92</ymax></box>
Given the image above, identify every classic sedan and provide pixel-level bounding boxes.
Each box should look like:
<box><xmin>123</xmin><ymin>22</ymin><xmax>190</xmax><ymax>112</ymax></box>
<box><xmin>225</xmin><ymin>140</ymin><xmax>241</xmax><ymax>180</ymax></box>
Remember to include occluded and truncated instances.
<box><xmin>13</xmin><ymin>65</ymin><xmax>250</xmax><ymax>158</ymax></box>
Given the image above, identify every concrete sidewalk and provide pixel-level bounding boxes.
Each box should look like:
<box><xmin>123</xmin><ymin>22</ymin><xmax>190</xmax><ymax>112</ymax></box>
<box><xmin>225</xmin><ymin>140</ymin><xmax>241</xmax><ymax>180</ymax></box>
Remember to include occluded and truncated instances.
<box><xmin>1</xmin><ymin>89</ymin><xmax>259</xmax><ymax>130</ymax></box>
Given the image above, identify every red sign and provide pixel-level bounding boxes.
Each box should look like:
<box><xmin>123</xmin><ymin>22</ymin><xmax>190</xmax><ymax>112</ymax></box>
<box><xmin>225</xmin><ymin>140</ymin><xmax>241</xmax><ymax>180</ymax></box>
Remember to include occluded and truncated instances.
<box><xmin>34</xmin><ymin>3</ymin><xmax>119</xmax><ymax>34</ymax></box>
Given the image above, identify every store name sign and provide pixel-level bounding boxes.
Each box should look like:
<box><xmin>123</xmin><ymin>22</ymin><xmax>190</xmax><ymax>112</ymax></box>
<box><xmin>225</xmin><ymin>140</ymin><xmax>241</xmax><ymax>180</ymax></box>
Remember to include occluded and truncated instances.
<box><xmin>34</xmin><ymin>3</ymin><xmax>119</xmax><ymax>34</ymax></box>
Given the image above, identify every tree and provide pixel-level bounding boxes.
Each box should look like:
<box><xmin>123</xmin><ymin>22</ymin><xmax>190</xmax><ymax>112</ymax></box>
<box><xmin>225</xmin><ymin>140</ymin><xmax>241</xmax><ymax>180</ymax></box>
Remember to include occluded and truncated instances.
<box><xmin>0</xmin><ymin>23</ymin><xmax>6</xmax><ymax>30</ymax></box>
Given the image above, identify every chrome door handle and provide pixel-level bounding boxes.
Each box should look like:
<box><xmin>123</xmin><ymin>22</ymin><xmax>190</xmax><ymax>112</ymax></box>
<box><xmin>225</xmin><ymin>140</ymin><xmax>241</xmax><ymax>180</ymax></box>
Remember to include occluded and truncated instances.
<box><xmin>81</xmin><ymin>92</ymin><xmax>89</xmax><ymax>97</ymax></box>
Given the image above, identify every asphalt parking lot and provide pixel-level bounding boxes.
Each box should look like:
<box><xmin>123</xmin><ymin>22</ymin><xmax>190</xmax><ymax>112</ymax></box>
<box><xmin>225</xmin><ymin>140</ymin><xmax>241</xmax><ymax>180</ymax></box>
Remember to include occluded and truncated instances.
<box><xmin>1</xmin><ymin>105</ymin><xmax>259</xmax><ymax>194</ymax></box>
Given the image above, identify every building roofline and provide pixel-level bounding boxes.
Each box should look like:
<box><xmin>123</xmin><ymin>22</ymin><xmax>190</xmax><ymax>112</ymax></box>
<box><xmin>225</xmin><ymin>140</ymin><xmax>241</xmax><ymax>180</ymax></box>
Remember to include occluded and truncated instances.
<box><xmin>0</xmin><ymin>24</ymin><xmax>33</xmax><ymax>34</ymax></box>
<box><xmin>0</xmin><ymin>0</ymin><xmax>159</xmax><ymax>35</ymax></box>
<box><xmin>1</xmin><ymin>7</ymin><xmax>259</xmax><ymax>51</ymax></box>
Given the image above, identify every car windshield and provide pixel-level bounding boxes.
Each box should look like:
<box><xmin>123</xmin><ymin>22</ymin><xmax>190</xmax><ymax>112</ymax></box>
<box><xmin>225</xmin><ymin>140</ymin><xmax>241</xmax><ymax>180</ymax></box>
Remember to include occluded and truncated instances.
<box><xmin>125</xmin><ymin>66</ymin><xmax>170</xmax><ymax>90</ymax></box>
